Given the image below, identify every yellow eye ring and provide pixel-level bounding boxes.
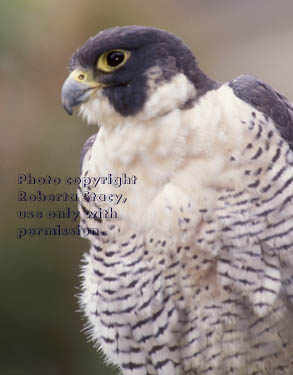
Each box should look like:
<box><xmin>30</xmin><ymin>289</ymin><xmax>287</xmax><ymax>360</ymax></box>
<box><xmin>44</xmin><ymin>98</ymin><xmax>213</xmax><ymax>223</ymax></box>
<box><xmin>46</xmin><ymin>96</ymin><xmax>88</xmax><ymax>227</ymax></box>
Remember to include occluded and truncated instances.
<box><xmin>97</xmin><ymin>49</ymin><xmax>130</xmax><ymax>72</ymax></box>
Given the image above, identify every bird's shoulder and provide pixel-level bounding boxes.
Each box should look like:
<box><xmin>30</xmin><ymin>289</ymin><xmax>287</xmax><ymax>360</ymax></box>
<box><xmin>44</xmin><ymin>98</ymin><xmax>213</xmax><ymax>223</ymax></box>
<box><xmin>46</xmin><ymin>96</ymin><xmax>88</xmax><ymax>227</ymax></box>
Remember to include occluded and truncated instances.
<box><xmin>228</xmin><ymin>74</ymin><xmax>293</xmax><ymax>150</ymax></box>
<box><xmin>80</xmin><ymin>133</ymin><xmax>97</xmax><ymax>173</ymax></box>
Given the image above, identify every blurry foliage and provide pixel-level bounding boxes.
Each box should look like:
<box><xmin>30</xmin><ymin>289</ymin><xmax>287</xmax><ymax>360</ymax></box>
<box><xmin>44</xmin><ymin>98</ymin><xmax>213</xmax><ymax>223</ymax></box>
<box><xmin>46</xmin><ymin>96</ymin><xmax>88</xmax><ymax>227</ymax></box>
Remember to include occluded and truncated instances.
<box><xmin>1</xmin><ymin>0</ymin><xmax>292</xmax><ymax>374</ymax></box>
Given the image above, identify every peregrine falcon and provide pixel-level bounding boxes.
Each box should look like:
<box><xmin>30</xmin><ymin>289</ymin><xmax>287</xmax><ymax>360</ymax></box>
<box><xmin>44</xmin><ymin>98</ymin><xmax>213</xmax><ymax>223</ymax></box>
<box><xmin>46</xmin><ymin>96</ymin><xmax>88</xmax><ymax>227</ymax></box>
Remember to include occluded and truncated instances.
<box><xmin>61</xmin><ymin>26</ymin><xmax>293</xmax><ymax>375</ymax></box>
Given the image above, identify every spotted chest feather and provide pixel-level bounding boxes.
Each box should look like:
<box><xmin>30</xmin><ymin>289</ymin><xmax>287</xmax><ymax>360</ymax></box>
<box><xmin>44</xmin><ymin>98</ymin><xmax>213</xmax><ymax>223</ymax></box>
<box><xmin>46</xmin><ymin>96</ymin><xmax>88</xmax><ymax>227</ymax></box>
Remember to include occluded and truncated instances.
<box><xmin>77</xmin><ymin>86</ymin><xmax>293</xmax><ymax>375</ymax></box>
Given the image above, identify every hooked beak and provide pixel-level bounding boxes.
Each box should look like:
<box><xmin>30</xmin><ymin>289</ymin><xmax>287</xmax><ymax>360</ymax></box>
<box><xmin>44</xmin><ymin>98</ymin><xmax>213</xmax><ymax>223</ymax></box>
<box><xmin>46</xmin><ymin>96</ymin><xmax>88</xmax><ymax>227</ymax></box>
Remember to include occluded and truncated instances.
<box><xmin>61</xmin><ymin>68</ymin><xmax>104</xmax><ymax>115</ymax></box>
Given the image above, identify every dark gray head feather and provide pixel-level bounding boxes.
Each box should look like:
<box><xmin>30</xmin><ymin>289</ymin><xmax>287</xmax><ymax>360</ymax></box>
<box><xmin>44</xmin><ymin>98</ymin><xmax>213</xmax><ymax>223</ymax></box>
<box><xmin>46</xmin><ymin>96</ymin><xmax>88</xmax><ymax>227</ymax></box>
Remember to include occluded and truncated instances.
<box><xmin>69</xmin><ymin>26</ymin><xmax>218</xmax><ymax>116</ymax></box>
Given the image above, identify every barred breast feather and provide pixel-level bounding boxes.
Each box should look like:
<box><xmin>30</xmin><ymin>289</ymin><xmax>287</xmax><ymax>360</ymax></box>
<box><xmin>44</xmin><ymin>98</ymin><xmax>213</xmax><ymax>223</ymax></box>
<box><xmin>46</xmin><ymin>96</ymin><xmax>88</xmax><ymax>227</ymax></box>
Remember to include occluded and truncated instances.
<box><xmin>79</xmin><ymin>79</ymin><xmax>293</xmax><ymax>375</ymax></box>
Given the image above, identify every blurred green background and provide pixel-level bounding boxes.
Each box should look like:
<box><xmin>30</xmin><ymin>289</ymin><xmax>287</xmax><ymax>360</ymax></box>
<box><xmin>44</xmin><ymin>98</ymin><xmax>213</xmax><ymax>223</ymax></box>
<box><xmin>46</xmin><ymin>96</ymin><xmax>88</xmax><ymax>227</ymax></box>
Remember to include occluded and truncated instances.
<box><xmin>1</xmin><ymin>1</ymin><xmax>293</xmax><ymax>374</ymax></box>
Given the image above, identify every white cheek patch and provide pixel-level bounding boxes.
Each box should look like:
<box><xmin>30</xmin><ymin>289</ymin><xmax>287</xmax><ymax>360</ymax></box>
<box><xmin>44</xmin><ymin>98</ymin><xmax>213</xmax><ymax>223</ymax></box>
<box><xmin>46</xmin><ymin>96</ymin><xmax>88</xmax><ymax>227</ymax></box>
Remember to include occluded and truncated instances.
<box><xmin>79</xmin><ymin>90</ymin><xmax>120</xmax><ymax>127</ymax></box>
<box><xmin>79</xmin><ymin>72</ymin><xmax>197</xmax><ymax>126</ymax></box>
<box><xmin>140</xmin><ymin>73</ymin><xmax>197</xmax><ymax>120</ymax></box>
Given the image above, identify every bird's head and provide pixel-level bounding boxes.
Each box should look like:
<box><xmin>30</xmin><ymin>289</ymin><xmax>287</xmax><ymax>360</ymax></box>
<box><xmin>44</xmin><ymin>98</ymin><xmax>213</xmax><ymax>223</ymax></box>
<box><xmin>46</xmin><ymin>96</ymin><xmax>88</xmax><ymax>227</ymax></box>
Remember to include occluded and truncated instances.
<box><xmin>61</xmin><ymin>26</ymin><xmax>216</xmax><ymax>125</ymax></box>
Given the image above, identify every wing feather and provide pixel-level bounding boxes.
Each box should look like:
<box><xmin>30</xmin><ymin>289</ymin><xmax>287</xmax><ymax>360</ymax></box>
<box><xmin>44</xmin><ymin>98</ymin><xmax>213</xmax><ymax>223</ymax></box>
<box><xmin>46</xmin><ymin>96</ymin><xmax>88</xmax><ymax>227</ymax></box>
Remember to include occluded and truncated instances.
<box><xmin>229</xmin><ymin>75</ymin><xmax>293</xmax><ymax>150</ymax></box>
<box><xmin>80</xmin><ymin>133</ymin><xmax>97</xmax><ymax>173</ymax></box>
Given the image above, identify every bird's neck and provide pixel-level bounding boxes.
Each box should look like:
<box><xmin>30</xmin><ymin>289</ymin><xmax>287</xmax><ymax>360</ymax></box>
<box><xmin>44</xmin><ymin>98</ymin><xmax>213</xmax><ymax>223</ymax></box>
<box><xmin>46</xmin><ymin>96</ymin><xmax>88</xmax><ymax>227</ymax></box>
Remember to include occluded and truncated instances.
<box><xmin>89</xmin><ymin>85</ymin><xmax>249</xmax><ymax>193</ymax></box>
<box><xmin>92</xmin><ymin>109</ymin><xmax>191</xmax><ymax>187</ymax></box>
<box><xmin>86</xmin><ymin>85</ymin><xmax>251</xmax><ymax>233</ymax></box>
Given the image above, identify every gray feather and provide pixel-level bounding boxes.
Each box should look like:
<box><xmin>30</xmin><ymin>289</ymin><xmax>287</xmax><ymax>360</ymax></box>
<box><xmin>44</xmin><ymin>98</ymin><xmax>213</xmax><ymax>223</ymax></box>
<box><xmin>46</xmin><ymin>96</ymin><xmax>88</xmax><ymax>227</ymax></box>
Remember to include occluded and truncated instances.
<box><xmin>229</xmin><ymin>75</ymin><xmax>293</xmax><ymax>149</ymax></box>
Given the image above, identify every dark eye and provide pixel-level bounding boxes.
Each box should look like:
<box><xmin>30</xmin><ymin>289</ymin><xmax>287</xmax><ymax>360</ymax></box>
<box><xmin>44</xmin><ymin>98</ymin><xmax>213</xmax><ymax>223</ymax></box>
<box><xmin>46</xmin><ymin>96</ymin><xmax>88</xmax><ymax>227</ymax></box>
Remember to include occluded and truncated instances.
<box><xmin>97</xmin><ymin>49</ymin><xmax>130</xmax><ymax>72</ymax></box>
<box><xmin>106</xmin><ymin>51</ymin><xmax>126</xmax><ymax>67</ymax></box>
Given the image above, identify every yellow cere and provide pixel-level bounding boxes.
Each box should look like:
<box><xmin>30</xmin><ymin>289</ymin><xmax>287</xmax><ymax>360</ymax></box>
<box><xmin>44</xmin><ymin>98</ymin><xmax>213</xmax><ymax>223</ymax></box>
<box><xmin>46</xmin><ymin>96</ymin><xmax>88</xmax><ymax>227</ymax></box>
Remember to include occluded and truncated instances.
<box><xmin>70</xmin><ymin>69</ymin><xmax>100</xmax><ymax>88</ymax></box>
